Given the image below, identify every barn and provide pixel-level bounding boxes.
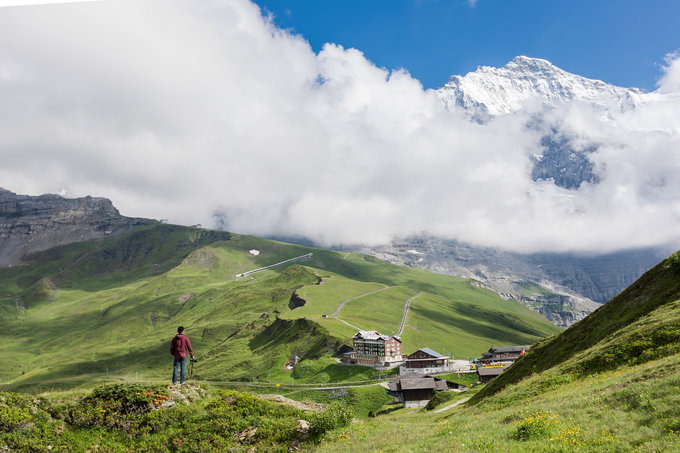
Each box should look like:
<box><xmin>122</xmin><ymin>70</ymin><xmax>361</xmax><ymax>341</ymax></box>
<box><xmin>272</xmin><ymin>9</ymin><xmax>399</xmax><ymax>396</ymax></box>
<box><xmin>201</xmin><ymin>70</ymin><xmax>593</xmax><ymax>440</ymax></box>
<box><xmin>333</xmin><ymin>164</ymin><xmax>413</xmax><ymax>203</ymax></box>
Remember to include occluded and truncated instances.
<box><xmin>387</xmin><ymin>372</ymin><xmax>464</xmax><ymax>408</ymax></box>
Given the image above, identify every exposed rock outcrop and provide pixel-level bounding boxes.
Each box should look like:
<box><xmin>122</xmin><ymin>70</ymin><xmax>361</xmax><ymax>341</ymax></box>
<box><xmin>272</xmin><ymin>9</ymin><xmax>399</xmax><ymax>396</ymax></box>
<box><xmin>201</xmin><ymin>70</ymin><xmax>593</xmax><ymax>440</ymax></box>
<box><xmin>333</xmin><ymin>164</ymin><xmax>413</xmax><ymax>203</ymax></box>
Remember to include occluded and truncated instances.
<box><xmin>288</xmin><ymin>291</ymin><xmax>307</xmax><ymax>310</ymax></box>
<box><xmin>0</xmin><ymin>187</ymin><xmax>152</xmax><ymax>266</ymax></box>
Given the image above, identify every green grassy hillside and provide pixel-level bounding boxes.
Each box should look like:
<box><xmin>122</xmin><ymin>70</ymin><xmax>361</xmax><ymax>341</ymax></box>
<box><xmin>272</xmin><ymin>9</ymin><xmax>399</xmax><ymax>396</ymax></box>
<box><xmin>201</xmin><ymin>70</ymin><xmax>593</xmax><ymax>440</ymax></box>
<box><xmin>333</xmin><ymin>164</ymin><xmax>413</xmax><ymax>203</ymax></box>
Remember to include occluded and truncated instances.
<box><xmin>0</xmin><ymin>224</ymin><xmax>559</xmax><ymax>391</ymax></box>
<box><xmin>3</xmin><ymin>244</ymin><xmax>678</xmax><ymax>452</ymax></box>
<box><xmin>309</xmin><ymin>250</ymin><xmax>680</xmax><ymax>452</ymax></box>
<box><xmin>474</xmin><ymin>250</ymin><xmax>680</xmax><ymax>400</ymax></box>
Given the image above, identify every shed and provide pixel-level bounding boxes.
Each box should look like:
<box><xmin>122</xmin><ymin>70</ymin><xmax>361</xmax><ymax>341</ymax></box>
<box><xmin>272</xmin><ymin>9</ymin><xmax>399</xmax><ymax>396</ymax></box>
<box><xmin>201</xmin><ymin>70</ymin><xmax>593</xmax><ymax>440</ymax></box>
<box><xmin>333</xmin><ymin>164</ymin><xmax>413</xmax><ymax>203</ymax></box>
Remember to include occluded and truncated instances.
<box><xmin>477</xmin><ymin>363</ymin><xmax>512</xmax><ymax>383</ymax></box>
<box><xmin>387</xmin><ymin>372</ymin><xmax>464</xmax><ymax>408</ymax></box>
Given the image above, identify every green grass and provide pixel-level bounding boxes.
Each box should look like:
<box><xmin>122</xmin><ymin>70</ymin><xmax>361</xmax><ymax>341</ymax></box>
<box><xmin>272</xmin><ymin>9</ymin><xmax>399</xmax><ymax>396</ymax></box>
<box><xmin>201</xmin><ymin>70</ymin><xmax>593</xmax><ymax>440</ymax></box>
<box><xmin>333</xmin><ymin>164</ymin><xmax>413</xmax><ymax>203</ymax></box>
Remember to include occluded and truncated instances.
<box><xmin>311</xmin><ymin>353</ymin><xmax>680</xmax><ymax>452</ymax></box>
<box><xmin>3</xmin><ymin>247</ymin><xmax>676</xmax><ymax>452</ymax></box>
<box><xmin>0</xmin><ymin>224</ymin><xmax>560</xmax><ymax>392</ymax></box>
<box><xmin>515</xmin><ymin>280</ymin><xmax>555</xmax><ymax>298</ymax></box>
<box><xmin>339</xmin><ymin>286</ymin><xmax>415</xmax><ymax>335</ymax></box>
<box><xmin>400</xmin><ymin>292</ymin><xmax>552</xmax><ymax>359</ymax></box>
<box><xmin>475</xmin><ymin>250</ymin><xmax>680</xmax><ymax>400</ymax></box>
<box><xmin>0</xmin><ymin>382</ymin><xmax>355</xmax><ymax>452</ymax></box>
<box><xmin>435</xmin><ymin>371</ymin><xmax>479</xmax><ymax>387</ymax></box>
<box><xmin>280</xmin><ymin>274</ymin><xmax>386</xmax><ymax>319</ymax></box>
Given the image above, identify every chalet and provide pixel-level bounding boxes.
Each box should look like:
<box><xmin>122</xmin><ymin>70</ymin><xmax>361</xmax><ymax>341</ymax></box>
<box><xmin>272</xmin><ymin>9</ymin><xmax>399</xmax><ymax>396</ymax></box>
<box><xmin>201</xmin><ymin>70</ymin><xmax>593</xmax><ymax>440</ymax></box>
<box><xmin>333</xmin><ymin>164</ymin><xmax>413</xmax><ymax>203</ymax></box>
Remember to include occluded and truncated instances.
<box><xmin>401</xmin><ymin>348</ymin><xmax>449</xmax><ymax>373</ymax></box>
<box><xmin>387</xmin><ymin>372</ymin><xmax>464</xmax><ymax>408</ymax></box>
<box><xmin>480</xmin><ymin>345</ymin><xmax>530</xmax><ymax>363</ymax></box>
<box><xmin>342</xmin><ymin>330</ymin><xmax>403</xmax><ymax>368</ymax></box>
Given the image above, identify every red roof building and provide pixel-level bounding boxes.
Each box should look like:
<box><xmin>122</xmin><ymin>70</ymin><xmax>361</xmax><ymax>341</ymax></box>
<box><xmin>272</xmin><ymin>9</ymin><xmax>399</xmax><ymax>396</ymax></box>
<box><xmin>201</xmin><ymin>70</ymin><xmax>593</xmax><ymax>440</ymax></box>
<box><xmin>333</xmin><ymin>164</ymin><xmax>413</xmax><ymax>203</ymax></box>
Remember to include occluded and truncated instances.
<box><xmin>403</xmin><ymin>348</ymin><xmax>449</xmax><ymax>370</ymax></box>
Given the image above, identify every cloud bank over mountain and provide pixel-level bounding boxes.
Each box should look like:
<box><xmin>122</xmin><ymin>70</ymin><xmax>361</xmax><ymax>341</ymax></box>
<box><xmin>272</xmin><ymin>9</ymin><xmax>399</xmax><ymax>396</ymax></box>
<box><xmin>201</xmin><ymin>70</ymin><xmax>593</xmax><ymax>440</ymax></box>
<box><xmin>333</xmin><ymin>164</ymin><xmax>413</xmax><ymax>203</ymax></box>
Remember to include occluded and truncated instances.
<box><xmin>0</xmin><ymin>0</ymin><xmax>679</xmax><ymax>253</ymax></box>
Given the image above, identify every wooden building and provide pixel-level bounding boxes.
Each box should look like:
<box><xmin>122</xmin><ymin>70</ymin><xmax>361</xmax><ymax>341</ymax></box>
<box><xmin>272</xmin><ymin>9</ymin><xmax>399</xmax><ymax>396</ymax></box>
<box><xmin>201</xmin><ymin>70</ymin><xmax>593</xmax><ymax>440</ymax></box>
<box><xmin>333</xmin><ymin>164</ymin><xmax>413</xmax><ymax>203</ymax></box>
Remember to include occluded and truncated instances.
<box><xmin>403</xmin><ymin>348</ymin><xmax>449</xmax><ymax>369</ymax></box>
<box><xmin>477</xmin><ymin>362</ymin><xmax>512</xmax><ymax>383</ymax></box>
<box><xmin>480</xmin><ymin>345</ymin><xmax>530</xmax><ymax>363</ymax></box>
<box><xmin>387</xmin><ymin>372</ymin><xmax>464</xmax><ymax>408</ymax></box>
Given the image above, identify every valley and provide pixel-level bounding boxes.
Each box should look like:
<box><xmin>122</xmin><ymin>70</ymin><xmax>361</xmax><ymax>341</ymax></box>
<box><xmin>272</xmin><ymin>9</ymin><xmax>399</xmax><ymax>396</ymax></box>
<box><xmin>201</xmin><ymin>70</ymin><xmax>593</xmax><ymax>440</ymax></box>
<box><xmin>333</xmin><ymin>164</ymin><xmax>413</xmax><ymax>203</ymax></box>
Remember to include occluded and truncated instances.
<box><xmin>2</xmin><ymin>247</ymin><xmax>678</xmax><ymax>452</ymax></box>
<box><xmin>1</xmin><ymin>223</ymin><xmax>559</xmax><ymax>392</ymax></box>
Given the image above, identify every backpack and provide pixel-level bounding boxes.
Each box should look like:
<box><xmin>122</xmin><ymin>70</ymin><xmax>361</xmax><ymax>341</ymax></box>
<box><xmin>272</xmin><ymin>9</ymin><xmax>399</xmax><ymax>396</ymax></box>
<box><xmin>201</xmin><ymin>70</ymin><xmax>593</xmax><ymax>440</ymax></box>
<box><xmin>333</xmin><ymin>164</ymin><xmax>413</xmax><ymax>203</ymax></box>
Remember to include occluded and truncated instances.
<box><xmin>170</xmin><ymin>336</ymin><xmax>179</xmax><ymax>356</ymax></box>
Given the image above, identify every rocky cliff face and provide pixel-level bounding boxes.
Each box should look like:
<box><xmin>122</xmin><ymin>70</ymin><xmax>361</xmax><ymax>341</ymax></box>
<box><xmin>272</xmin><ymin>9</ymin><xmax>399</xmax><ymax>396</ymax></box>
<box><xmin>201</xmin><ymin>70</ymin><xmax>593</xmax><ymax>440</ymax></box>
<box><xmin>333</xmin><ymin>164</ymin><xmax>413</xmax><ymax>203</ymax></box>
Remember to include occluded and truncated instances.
<box><xmin>0</xmin><ymin>188</ymin><xmax>152</xmax><ymax>266</ymax></box>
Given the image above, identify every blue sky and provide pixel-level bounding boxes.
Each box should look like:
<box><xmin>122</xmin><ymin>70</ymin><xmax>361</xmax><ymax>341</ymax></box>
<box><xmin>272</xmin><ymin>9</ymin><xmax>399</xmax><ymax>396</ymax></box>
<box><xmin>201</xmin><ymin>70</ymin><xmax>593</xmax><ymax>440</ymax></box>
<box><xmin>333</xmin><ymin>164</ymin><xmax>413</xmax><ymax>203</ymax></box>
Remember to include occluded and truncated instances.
<box><xmin>255</xmin><ymin>0</ymin><xmax>680</xmax><ymax>91</ymax></box>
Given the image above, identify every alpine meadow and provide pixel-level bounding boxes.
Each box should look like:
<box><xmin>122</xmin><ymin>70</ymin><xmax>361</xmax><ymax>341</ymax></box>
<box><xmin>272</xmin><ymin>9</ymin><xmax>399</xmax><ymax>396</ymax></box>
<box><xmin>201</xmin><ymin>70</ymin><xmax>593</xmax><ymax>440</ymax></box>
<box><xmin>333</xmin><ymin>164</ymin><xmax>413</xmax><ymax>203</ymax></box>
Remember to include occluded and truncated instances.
<box><xmin>2</xmin><ymin>0</ymin><xmax>680</xmax><ymax>452</ymax></box>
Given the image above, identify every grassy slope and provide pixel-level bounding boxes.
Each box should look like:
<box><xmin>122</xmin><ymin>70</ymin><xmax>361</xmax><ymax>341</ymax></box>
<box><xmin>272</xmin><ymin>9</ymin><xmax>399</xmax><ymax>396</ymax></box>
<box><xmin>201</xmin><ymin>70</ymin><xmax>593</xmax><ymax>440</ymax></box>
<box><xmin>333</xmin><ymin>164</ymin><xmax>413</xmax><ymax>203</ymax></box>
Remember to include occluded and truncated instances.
<box><xmin>0</xmin><ymin>224</ymin><xmax>559</xmax><ymax>391</ymax></box>
<box><xmin>4</xmin><ymin>240</ymin><xmax>678</xmax><ymax>452</ymax></box>
<box><xmin>311</xmin><ymin>251</ymin><xmax>680</xmax><ymax>452</ymax></box>
<box><xmin>313</xmin><ymin>353</ymin><xmax>680</xmax><ymax>452</ymax></box>
<box><xmin>474</xmin><ymin>250</ymin><xmax>680</xmax><ymax>400</ymax></box>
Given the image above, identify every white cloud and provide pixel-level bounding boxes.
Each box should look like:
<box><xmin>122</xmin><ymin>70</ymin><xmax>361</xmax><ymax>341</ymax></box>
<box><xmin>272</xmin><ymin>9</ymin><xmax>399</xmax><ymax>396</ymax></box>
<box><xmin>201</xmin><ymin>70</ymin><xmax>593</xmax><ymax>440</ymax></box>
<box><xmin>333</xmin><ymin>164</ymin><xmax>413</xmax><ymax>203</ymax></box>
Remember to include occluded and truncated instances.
<box><xmin>657</xmin><ymin>50</ymin><xmax>680</xmax><ymax>94</ymax></box>
<box><xmin>0</xmin><ymin>0</ymin><xmax>100</xmax><ymax>7</ymax></box>
<box><xmin>0</xmin><ymin>0</ymin><xmax>679</xmax><ymax>254</ymax></box>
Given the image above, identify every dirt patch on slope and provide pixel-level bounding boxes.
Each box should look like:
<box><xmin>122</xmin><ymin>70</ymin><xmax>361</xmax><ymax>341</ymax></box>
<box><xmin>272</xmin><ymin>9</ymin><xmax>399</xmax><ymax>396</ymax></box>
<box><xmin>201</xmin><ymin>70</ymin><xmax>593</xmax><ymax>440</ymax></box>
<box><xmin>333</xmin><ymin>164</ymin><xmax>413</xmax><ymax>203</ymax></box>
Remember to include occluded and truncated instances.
<box><xmin>258</xmin><ymin>394</ymin><xmax>326</xmax><ymax>412</ymax></box>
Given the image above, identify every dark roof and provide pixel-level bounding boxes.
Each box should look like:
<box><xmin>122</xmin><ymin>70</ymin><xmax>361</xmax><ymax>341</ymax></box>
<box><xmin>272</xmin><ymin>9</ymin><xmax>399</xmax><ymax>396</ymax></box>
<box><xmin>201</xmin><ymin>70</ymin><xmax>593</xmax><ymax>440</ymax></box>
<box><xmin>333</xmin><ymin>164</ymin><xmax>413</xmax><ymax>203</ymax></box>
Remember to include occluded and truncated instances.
<box><xmin>389</xmin><ymin>372</ymin><xmax>461</xmax><ymax>392</ymax></box>
<box><xmin>434</xmin><ymin>380</ymin><xmax>449</xmax><ymax>390</ymax></box>
<box><xmin>399</xmin><ymin>372</ymin><xmax>424</xmax><ymax>379</ymax></box>
<box><xmin>477</xmin><ymin>367</ymin><xmax>506</xmax><ymax>377</ymax></box>
<box><xmin>400</xmin><ymin>378</ymin><xmax>436</xmax><ymax>390</ymax></box>
<box><xmin>488</xmin><ymin>345</ymin><xmax>529</xmax><ymax>354</ymax></box>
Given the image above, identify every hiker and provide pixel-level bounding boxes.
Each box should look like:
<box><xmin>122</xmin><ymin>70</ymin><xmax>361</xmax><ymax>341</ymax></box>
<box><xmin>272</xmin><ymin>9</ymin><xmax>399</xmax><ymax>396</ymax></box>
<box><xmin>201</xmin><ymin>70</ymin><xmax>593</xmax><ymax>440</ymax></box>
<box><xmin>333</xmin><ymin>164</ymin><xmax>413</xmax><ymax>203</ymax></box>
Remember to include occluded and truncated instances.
<box><xmin>170</xmin><ymin>326</ymin><xmax>194</xmax><ymax>385</ymax></box>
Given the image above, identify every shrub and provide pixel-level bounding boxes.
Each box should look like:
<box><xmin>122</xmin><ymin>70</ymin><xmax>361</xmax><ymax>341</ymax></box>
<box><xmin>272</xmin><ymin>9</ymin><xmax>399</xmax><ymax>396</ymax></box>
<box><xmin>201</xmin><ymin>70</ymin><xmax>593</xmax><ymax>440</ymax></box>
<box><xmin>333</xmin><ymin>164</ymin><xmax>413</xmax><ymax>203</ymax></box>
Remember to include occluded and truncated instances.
<box><xmin>663</xmin><ymin>251</ymin><xmax>680</xmax><ymax>270</ymax></box>
<box><xmin>0</xmin><ymin>392</ymin><xmax>34</xmax><ymax>431</ymax></box>
<box><xmin>67</xmin><ymin>383</ymin><xmax>170</xmax><ymax>430</ymax></box>
<box><xmin>308</xmin><ymin>402</ymin><xmax>354</xmax><ymax>437</ymax></box>
<box><xmin>204</xmin><ymin>390</ymin><xmax>302</xmax><ymax>446</ymax></box>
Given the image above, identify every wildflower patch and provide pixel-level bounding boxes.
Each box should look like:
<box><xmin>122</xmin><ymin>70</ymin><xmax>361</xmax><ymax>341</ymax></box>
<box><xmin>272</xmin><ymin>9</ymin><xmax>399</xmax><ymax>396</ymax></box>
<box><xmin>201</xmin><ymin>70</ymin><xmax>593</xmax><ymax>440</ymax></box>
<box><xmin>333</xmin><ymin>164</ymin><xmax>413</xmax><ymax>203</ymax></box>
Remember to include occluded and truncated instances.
<box><xmin>511</xmin><ymin>410</ymin><xmax>559</xmax><ymax>441</ymax></box>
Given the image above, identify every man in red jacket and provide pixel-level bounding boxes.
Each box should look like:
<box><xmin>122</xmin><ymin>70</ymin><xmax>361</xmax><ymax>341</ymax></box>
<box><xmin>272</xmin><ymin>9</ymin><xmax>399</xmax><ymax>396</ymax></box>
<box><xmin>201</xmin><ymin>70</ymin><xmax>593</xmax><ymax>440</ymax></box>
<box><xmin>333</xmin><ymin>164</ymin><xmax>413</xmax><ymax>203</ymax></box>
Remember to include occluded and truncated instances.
<box><xmin>170</xmin><ymin>326</ymin><xmax>194</xmax><ymax>385</ymax></box>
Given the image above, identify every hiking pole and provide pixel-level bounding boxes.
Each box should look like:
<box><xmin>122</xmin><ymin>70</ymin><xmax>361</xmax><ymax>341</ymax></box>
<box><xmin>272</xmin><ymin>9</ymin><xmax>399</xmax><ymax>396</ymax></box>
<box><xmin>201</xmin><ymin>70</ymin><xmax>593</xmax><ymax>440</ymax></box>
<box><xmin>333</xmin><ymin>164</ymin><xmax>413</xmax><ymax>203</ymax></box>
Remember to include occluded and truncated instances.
<box><xmin>189</xmin><ymin>358</ymin><xmax>198</xmax><ymax>379</ymax></box>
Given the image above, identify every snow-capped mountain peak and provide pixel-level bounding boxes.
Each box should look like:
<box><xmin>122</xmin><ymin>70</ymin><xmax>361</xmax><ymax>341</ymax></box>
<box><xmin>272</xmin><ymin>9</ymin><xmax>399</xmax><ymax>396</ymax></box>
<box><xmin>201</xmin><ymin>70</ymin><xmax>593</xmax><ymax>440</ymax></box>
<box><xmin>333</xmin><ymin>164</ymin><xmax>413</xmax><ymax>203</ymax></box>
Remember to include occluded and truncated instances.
<box><xmin>437</xmin><ymin>56</ymin><xmax>646</xmax><ymax>118</ymax></box>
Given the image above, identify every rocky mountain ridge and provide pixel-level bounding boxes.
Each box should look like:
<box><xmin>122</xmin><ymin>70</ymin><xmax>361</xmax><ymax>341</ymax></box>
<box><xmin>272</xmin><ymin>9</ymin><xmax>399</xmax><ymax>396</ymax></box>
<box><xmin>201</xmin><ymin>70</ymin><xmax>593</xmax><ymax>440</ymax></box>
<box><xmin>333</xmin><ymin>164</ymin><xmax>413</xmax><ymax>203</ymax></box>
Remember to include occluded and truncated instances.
<box><xmin>354</xmin><ymin>236</ymin><xmax>667</xmax><ymax>327</ymax></box>
<box><xmin>435</xmin><ymin>56</ymin><xmax>657</xmax><ymax>190</ymax></box>
<box><xmin>0</xmin><ymin>187</ymin><xmax>152</xmax><ymax>266</ymax></box>
<box><xmin>436</xmin><ymin>55</ymin><xmax>646</xmax><ymax>120</ymax></box>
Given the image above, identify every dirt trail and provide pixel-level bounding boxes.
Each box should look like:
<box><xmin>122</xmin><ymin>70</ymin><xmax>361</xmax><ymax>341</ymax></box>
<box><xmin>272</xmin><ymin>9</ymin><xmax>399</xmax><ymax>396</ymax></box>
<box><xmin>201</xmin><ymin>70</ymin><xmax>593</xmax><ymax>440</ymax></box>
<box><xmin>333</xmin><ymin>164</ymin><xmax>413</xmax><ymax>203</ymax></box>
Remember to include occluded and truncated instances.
<box><xmin>433</xmin><ymin>396</ymin><xmax>471</xmax><ymax>413</ymax></box>
<box><xmin>258</xmin><ymin>394</ymin><xmax>326</xmax><ymax>411</ymax></box>
<box><xmin>396</xmin><ymin>292</ymin><xmax>420</xmax><ymax>336</ymax></box>
<box><xmin>330</xmin><ymin>286</ymin><xmax>390</xmax><ymax>318</ymax></box>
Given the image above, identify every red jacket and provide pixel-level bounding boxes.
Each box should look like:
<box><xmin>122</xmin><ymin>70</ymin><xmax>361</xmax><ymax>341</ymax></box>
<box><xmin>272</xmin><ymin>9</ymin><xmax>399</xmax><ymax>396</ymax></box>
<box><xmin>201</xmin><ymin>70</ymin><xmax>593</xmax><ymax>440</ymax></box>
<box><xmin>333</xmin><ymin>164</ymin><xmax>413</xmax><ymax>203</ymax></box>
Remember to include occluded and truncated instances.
<box><xmin>170</xmin><ymin>334</ymin><xmax>194</xmax><ymax>359</ymax></box>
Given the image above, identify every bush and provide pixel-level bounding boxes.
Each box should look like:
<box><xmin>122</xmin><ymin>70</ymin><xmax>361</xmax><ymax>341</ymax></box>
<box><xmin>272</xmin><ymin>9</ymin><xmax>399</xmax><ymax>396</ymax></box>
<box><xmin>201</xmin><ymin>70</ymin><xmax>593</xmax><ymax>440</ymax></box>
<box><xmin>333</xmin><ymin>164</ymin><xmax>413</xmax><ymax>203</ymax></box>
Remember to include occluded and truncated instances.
<box><xmin>0</xmin><ymin>392</ymin><xmax>34</xmax><ymax>431</ymax></box>
<box><xmin>0</xmin><ymin>392</ymin><xmax>63</xmax><ymax>452</ymax></box>
<box><xmin>663</xmin><ymin>251</ymin><xmax>680</xmax><ymax>270</ymax></box>
<box><xmin>204</xmin><ymin>390</ymin><xmax>303</xmax><ymax>445</ymax></box>
<box><xmin>2</xmin><ymin>386</ymin><xmax>317</xmax><ymax>452</ymax></box>
<box><xmin>66</xmin><ymin>383</ymin><xmax>170</xmax><ymax>430</ymax></box>
<box><xmin>308</xmin><ymin>402</ymin><xmax>353</xmax><ymax>437</ymax></box>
